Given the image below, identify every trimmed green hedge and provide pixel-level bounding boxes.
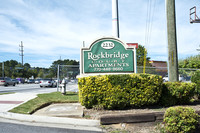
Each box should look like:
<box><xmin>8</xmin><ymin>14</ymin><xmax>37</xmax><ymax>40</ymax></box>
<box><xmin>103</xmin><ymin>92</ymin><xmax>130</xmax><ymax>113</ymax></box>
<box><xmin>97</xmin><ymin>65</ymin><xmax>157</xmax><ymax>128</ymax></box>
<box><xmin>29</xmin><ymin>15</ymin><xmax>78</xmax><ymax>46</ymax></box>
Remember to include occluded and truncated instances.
<box><xmin>159</xmin><ymin>82</ymin><xmax>197</xmax><ymax>106</ymax></box>
<box><xmin>164</xmin><ymin>106</ymin><xmax>199</xmax><ymax>133</ymax></box>
<box><xmin>78</xmin><ymin>74</ymin><xmax>163</xmax><ymax>109</ymax></box>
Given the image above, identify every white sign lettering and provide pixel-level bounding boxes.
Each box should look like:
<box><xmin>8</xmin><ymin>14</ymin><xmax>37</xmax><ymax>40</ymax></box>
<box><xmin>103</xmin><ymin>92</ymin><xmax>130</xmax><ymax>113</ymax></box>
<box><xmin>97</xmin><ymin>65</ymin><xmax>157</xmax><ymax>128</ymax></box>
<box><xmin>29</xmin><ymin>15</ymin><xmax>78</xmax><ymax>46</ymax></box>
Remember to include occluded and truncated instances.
<box><xmin>101</xmin><ymin>41</ymin><xmax>115</xmax><ymax>49</ymax></box>
<box><xmin>88</xmin><ymin>52</ymin><xmax>129</xmax><ymax>61</ymax></box>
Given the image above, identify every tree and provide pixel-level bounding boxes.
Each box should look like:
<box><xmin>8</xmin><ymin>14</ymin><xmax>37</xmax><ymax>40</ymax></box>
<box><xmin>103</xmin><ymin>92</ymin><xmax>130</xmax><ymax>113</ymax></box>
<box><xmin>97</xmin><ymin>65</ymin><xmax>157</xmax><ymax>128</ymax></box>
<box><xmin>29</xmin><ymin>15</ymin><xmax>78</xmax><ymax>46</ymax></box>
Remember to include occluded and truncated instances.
<box><xmin>0</xmin><ymin>60</ymin><xmax>39</xmax><ymax>79</ymax></box>
<box><xmin>178</xmin><ymin>55</ymin><xmax>200</xmax><ymax>77</ymax></box>
<box><xmin>24</xmin><ymin>63</ymin><xmax>31</xmax><ymax>70</ymax></box>
<box><xmin>48</xmin><ymin>59</ymin><xmax>79</xmax><ymax>78</ymax></box>
<box><xmin>37</xmin><ymin>69</ymin><xmax>44</xmax><ymax>78</ymax></box>
<box><xmin>3</xmin><ymin>60</ymin><xmax>19</xmax><ymax>78</ymax></box>
<box><xmin>136</xmin><ymin>45</ymin><xmax>151</xmax><ymax>66</ymax></box>
<box><xmin>179</xmin><ymin>55</ymin><xmax>200</xmax><ymax>69</ymax></box>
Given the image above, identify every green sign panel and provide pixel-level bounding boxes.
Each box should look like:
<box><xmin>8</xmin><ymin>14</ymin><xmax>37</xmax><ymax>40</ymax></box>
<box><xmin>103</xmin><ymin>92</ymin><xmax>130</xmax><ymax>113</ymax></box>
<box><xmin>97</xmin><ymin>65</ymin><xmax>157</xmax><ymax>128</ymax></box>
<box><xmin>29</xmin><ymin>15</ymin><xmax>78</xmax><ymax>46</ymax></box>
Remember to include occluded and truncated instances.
<box><xmin>81</xmin><ymin>37</ymin><xmax>135</xmax><ymax>73</ymax></box>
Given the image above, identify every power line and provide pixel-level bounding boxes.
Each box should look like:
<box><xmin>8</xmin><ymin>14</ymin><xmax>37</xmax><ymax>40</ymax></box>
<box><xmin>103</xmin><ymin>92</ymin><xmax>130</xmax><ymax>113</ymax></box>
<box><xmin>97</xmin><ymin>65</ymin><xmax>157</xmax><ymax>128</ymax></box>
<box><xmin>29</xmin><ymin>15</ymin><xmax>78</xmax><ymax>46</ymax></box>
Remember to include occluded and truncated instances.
<box><xmin>144</xmin><ymin>0</ymin><xmax>157</xmax><ymax>73</ymax></box>
<box><xmin>148</xmin><ymin>0</ymin><xmax>157</xmax><ymax>46</ymax></box>
<box><xmin>145</xmin><ymin>0</ymin><xmax>157</xmax><ymax>49</ymax></box>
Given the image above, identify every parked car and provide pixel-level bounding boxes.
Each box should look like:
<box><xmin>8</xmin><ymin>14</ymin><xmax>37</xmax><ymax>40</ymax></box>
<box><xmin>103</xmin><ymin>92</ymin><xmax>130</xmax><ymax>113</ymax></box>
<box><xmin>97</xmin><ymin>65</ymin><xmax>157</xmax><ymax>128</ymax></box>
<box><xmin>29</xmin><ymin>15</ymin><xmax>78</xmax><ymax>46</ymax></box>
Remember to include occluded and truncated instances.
<box><xmin>70</xmin><ymin>79</ymin><xmax>77</xmax><ymax>83</ymax></box>
<box><xmin>12</xmin><ymin>79</ymin><xmax>19</xmax><ymax>84</ymax></box>
<box><xmin>0</xmin><ymin>77</ymin><xmax>15</xmax><ymax>86</ymax></box>
<box><xmin>24</xmin><ymin>78</ymin><xmax>28</xmax><ymax>83</ymax></box>
<box><xmin>16</xmin><ymin>78</ymin><xmax>25</xmax><ymax>84</ymax></box>
<box><xmin>27</xmin><ymin>79</ymin><xmax>35</xmax><ymax>84</ymax></box>
<box><xmin>54</xmin><ymin>79</ymin><xmax>61</xmax><ymax>84</ymax></box>
<box><xmin>163</xmin><ymin>75</ymin><xmax>169</xmax><ymax>82</ymax></box>
<box><xmin>34</xmin><ymin>79</ymin><xmax>41</xmax><ymax>84</ymax></box>
<box><xmin>163</xmin><ymin>75</ymin><xmax>186</xmax><ymax>82</ymax></box>
<box><xmin>179</xmin><ymin>75</ymin><xmax>186</xmax><ymax>82</ymax></box>
<box><xmin>39</xmin><ymin>79</ymin><xmax>56</xmax><ymax>88</ymax></box>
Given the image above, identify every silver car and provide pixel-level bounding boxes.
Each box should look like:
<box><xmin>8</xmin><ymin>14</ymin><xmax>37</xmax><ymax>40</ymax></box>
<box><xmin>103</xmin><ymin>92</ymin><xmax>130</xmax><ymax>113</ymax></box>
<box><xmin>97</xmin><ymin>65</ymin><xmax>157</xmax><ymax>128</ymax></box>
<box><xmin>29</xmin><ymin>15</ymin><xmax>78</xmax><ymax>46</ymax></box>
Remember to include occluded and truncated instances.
<box><xmin>39</xmin><ymin>79</ymin><xmax>56</xmax><ymax>88</ymax></box>
<box><xmin>12</xmin><ymin>79</ymin><xmax>19</xmax><ymax>84</ymax></box>
<box><xmin>0</xmin><ymin>77</ymin><xmax>15</xmax><ymax>86</ymax></box>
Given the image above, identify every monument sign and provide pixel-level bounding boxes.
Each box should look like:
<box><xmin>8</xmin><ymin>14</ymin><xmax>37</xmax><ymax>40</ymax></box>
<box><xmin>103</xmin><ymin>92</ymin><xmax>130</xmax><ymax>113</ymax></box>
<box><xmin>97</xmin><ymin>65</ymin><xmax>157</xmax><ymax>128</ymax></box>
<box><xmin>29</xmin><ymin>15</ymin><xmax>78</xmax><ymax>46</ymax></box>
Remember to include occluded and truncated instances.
<box><xmin>80</xmin><ymin>37</ymin><xmax>136</xmax><ymax>74</ymax></box>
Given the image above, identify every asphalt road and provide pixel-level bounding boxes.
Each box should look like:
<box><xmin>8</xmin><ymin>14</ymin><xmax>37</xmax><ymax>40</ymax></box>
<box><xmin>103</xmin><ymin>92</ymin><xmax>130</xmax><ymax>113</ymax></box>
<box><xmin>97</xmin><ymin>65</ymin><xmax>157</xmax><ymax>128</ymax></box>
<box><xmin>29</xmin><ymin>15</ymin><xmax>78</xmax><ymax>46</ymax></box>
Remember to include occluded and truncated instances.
<box><xmin>0</xmin><ymin>84</ymin><xmax>57</xmax><ymax>94</ymax></box>
<box><xmin>0</xmin><ymin>118</ymin><xmax>102</xmax><ymax>133</ymax></box>
<box><xmin>0</xmin><ymin>83</ymin><xmax>78</xmax><ymax>94</ymax></box>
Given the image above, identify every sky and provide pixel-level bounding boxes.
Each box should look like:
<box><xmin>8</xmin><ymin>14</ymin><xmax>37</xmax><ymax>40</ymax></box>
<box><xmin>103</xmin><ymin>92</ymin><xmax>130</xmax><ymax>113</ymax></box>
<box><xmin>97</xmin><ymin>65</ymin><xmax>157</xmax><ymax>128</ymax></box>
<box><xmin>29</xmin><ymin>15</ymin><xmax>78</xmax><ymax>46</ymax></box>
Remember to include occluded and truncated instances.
<box><xmin>0</xmin><ymin>0</ymin><xmax>200</xmax><ymax>68</ymax></box>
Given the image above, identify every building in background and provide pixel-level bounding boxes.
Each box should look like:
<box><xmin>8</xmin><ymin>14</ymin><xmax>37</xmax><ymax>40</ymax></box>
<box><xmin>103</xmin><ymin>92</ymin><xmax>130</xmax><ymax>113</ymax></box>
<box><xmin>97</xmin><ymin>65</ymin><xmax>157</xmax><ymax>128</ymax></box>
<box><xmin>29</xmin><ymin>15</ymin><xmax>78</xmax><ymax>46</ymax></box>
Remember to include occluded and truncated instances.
<box><xmin>149</xmin><ymin>60</ymin><xmax>167</xmax><ymax>77</ymax></box>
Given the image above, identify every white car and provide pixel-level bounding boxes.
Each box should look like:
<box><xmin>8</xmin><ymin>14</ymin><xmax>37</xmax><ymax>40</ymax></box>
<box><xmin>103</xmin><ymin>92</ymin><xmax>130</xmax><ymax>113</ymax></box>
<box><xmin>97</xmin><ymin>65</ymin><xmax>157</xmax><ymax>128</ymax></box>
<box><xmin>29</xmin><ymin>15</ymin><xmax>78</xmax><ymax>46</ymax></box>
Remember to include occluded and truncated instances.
<box><xmin>163</xmin><ymin>75</ymin><xmax>186</xmax><ymax>82</ymax></box>
<box><xmin>39</xmin><ymin>79</ymin><xmax>56</xmax><ymax>88</ymax></box>
<box><xmin>35</xmin><ymin>79</ymin><xmax>41</xmax><ymax>84</ymax></box>
<box><xmin>179</xmin><ymin>75</ymin><xmax>186</xmax><ymax>82</ymax></box>
<box><xmin>163</xmin><ymin>75</ymin><xmax>169</xmax><ymax>82</ymax></box>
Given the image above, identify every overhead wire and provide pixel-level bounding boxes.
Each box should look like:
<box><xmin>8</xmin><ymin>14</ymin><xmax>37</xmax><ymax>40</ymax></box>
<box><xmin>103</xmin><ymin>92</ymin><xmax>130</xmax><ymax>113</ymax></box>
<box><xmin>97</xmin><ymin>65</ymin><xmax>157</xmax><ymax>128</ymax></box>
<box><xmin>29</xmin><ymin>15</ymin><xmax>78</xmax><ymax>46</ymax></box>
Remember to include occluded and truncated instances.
<box><xmin>144</xmin><ymin>0</ymin><xmax>157</xmax><ymax>73</ymax></box>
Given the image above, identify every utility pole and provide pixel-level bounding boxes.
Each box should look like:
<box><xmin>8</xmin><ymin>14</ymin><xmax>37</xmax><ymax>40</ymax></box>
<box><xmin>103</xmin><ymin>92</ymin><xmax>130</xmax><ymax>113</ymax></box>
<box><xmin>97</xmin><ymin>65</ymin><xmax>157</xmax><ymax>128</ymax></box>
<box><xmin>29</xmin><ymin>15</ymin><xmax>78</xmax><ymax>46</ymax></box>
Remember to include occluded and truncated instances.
<box><xmin>57</xmin><ymin>64</ymin><xmax>60</xmax><ymax>92</ymax></box>
<box><xmin>166</xmin><ymin>0</ymin><xmax>179</xmax><ymax>82</ymax></box>
<box><xmin>19</xmin><ymin>41</ymin><xmax>24</xmax><ymax>66</ymax></box>
<box><xmin>112</xmin><ymin>0</ymin><xmax>120</xmax><ymax>38</ymax></box>
<box><xmin>2</xmin><ymin>62</ymin><xmax>4</xmax><ymax>78</ymax></box>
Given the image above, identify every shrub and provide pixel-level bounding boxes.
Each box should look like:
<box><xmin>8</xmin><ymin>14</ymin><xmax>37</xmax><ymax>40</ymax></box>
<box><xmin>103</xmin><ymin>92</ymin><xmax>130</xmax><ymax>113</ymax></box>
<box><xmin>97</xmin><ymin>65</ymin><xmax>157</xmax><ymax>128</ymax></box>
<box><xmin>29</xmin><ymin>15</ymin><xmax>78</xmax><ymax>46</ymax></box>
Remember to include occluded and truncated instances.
<box><xmin>164</xmin><ymin>106</ymin><xmax>199</xmax><ymax>133</ymax></box>
<box><xmin>78</xmin><ymin>74</ymin><xmax>163</xmax><ymax>109</ymax></box>
<box><xmin>159</xmin><ymin>82</ymin><xmax>197</xmax><ymax>106</ymax></box>
<box><xmin>191</xmin><ymin>70</ymin><xmax>200</xmax><ymax>96</ymax></box>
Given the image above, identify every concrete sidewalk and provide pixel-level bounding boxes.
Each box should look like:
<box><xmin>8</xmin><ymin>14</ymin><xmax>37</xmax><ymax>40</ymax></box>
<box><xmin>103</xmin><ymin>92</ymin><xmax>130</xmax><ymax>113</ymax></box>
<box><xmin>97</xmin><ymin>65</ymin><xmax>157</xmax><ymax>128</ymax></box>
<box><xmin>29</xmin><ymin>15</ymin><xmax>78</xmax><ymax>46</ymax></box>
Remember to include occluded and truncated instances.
<box><xmin>0</xmin><ymin>93</ymin><xmax>102</xmax><ymax>132</ymax></box>
<box><xmin>33</xmin><ymin>103</ymin><xmax>84</xmax><ymax>118</ymax></box>
<box><xmin>0</xmin><ymin>93</ymin><xmax>37</xmax><ymax>112</ymax></box>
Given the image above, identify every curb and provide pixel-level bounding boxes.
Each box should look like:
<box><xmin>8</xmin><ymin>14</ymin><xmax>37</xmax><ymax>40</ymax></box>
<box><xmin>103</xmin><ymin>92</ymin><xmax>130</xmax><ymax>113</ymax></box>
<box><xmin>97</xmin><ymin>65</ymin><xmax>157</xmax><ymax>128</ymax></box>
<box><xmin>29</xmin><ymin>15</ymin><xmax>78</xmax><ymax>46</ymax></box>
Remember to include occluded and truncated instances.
<box><xmin>0</xmin><ymin>112</ymin><xmax>101</xmax><ymax>130</ymax></box>
<box><xmin>100</xmin><ymin>110</ymin><xmax>200</xmax><ymax>125</ymax></box>
<box><xmin>100</xmin><ymin>112</ymin><xmax>162</xmax><ymax>125</ymax></box>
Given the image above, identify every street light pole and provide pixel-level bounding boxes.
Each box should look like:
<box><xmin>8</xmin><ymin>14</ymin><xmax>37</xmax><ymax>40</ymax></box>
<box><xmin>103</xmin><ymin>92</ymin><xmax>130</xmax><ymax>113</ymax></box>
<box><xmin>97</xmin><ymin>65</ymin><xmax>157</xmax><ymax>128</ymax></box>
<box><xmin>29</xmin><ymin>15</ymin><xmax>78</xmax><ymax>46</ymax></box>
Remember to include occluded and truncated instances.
<box><xmin>112</xmin><ymin>0</ymin><xmax>120</xmax><ymax>38</ymax></box>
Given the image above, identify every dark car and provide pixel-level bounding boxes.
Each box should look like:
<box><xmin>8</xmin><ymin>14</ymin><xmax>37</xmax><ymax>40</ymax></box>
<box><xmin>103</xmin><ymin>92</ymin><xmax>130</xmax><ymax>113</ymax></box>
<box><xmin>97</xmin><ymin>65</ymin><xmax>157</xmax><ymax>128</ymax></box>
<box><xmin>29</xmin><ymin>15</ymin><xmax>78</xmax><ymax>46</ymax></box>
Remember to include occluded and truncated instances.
<box><xmin>16</xmin><ymin>78</ymin><xmax>25</xmax><ymax>84</ymax></box>
<box><xmin>0</xmin><ymin>77</ymin><xmax>15</xmax><ymax>86</ymax></box>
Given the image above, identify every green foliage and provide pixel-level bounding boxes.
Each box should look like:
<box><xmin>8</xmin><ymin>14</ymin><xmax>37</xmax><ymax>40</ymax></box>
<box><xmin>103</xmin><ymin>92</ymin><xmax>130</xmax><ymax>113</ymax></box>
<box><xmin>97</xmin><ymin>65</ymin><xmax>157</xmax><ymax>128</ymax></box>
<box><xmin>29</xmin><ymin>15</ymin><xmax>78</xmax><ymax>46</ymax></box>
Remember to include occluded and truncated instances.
<box><xmin>191</xmin><ymin>70</ymin><xmax>200</xmax><ymax>84</ymax></box>
<box><xmin>136</xmin><ymin>45</ymin><xmax>151</xmax><ymax>66</ymax></box>
<box><xmin>78</xmin><ymin>74</ymin><xmax>163</xmax><ymax>109</ymax></box>
<box><xmin>178</xmin><ymin>55</ymin><xmax>200</xmax><ymax>77</ymax></box>
<box><xmin>191</xmin><ymin>70</ymin><xmax>200</xmax><ymax>95</ymax></box>
<box><xmin>0</xmin><ymin>59</ymin><xmax>79</xmax><ymax>79</ymax></box>
<box><xmin>48</xmin><ymin>59</ymin><xmax>79</xmax><ymax>78</ymax></box>
<box><xmin>179</xmin><ymin>55</ymin><xmax>200</xmax><ymax>69</ymax></box>
<box><xmin>164</xmin><ymin>106</ymin><xmax>199</xmax><ymax>133</ymax></box>
<box><xmin>159</xmin><ymin>82</ymin><xmax>197</xmax><ymax>106</ymax></box>
<box><xmin>0</xmin><ymin>60</ymin><xmax>43</xmax><ymax>78</ymax></box>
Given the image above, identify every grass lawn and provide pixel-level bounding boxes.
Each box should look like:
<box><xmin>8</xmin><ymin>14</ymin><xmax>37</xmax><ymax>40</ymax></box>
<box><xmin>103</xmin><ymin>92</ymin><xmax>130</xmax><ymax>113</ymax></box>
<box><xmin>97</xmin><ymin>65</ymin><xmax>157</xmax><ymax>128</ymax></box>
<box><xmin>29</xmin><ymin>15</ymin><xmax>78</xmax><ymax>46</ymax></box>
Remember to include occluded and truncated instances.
<box><xmin>9</xmin><ymin>92</ymin><xmax>79</xmax><ymax>114</ymax></box>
